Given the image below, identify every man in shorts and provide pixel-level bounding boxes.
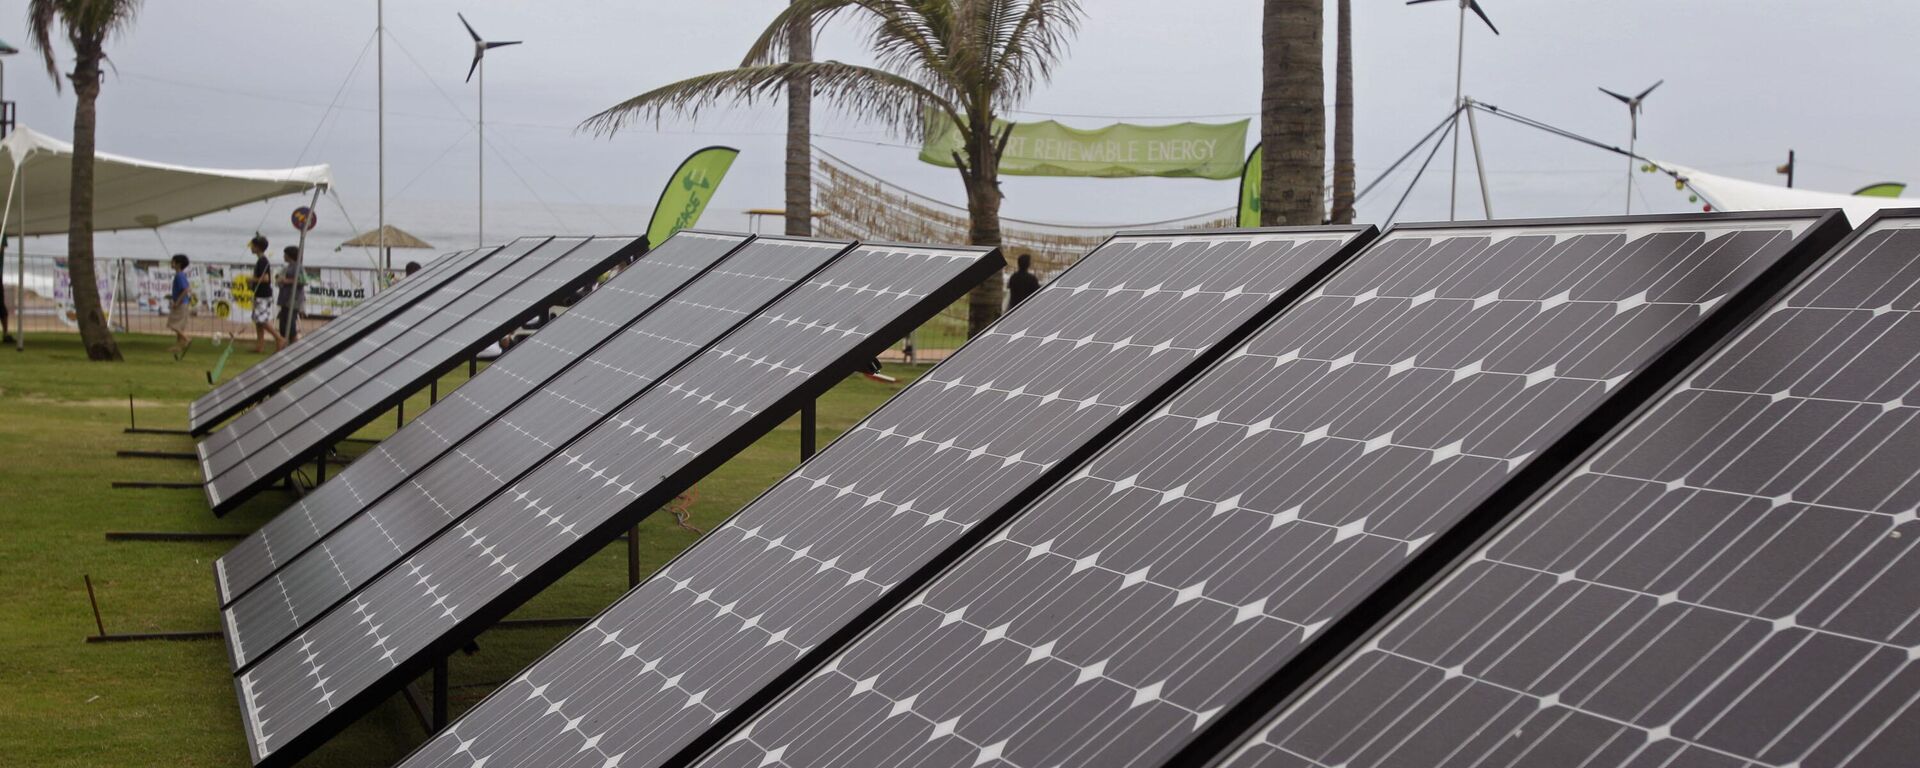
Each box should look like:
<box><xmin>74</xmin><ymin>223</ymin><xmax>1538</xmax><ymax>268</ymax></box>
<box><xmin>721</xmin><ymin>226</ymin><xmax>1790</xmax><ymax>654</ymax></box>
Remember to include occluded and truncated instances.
<box><xmin>166</xmin><ymin>254</ymin><xmax>194</xmax><ymax>359</ymax></box>
<box><xmin>248</xmin><ymin>236</ymin><xmax>285</xmax><ymax>353</ymax></box>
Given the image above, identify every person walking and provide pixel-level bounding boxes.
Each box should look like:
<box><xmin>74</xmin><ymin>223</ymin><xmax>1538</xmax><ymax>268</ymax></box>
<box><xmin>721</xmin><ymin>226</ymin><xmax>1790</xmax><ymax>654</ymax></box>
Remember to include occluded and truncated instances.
<box><xmin>248</xmin><ymin>236</ymin><xmax>285</xmax><ymax>353</ymax></box>
<box><xmin>165</xmin><ymin>254</ymin><xmax>195</xmax><ymax>359</ymax></box>
<box><xmin>1006</xmin><ymin>253</ymin><xmax>1041</xmax><ymax>310</ymax></box>
<box><xmin>276</xmin><ymin>245</ymin><xmax>304</xmax><ymax>344</ymax></box>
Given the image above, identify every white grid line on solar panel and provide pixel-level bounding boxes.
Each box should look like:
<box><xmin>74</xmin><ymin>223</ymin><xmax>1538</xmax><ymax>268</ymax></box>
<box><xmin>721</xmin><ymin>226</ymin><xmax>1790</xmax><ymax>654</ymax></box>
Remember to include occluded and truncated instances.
<box><xmin>393</xmin><ymin>233</ymin><xmax>1366</xmax><ymax>768</ymax></box>
<box><xmin>694</xmin><ymin>221</ymin><xmax>1821</xmax><ymax>768</ymax></box>
<box><xmin>201</xmin><ymin>245</ymin><xmax>600</xmax><ymax>493</ymax></box>
<box><xmin>199</xmin><ymin>243</ymin><xmax>536</xmax><ymax>444</ymax></box>
<box><xmin>1225</xmin><ymin>218</ymin><xmax>1920</xmax><ymax>768</ymax></box>
<box><xmin>201</xmin><ymin>241</ymin><xmax>555</xmax><ymax>442</ymax></box>
<box><xmin>193</xmin><ymin>258</ymin><xmax>527</xmax><ymax>467</ymax></box>
<box><xmin>211</xmin><ymin>237</ymin><xmax>774</xmax><ymax>601</ymax></box>
<box><xmin>192</xmin><ymin>248</ymin><xmax>485</xmax><ymax>423</ymax></box>
<box><xmin>202</xmin><ymin>267</ymin><xmax>566</xmax><ymax>475</ymax></box>
<box><xmin>236</xmin><ymin>245</ymin><xmax>976</xmax><ymax>762</ymax></box>
<box><xmin>219</xmin><ymin>242</ymin><xmax>840</xmax><ymax>665</ymax></box>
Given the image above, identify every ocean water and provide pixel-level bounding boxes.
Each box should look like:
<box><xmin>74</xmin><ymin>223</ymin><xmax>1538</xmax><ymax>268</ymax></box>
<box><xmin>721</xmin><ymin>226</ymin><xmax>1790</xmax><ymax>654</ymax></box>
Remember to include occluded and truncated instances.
<box><xmin>11</xmin><ymin>197</ymin><xmax>666</xmax><ymax>268</ymax></box>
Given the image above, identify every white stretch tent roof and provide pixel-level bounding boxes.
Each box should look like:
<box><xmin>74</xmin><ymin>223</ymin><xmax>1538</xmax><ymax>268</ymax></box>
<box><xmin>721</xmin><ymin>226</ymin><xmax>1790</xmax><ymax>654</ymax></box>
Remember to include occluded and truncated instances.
<box><xmin>1654</xmin><ymin>160</ymin><xmax>1911</xmax><ymax>226</ymax></box>
<box><xmin>0</xmin><ymin>125</ymin><xmax>330</xmax><ymax>236</ymax></box>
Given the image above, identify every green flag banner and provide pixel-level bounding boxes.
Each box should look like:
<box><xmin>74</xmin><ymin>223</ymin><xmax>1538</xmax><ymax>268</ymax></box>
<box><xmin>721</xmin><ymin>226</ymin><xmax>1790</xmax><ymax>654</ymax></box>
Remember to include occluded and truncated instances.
<box><xmin>647</xmin><ymin>146</ymin><xmax>739</xmax><ymax>246</ymax></box>
<box><xmin>1238</xmin><ymin>144</ymin><xmax>1262</xmax><ymax>227</ymax></box>
<box><xmin>920</xmin><ymin>112</ymin><xmax>1248</xmax><ymax>180</ymax></box>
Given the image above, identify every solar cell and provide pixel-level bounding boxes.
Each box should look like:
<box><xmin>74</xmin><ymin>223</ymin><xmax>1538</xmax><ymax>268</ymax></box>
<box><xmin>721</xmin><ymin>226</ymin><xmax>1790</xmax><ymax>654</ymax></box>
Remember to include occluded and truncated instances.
<box><xmin>696</xmin><ymin>212</ymin><xmax>1849</xmax><ymax>768</ymax></box>
<box><xmin>189</xmin><ymin>247</ymin><xmax>493</xmax><ymax>434</ymax></box>
<box><xmin>218</xmin><ymin>236</ymin><xmax>847</xmax><ymax>669</ymax></box>
<box><xmin>1219</xmin><ymin>210</ymin><xmax>1920</xmax><ymax>768</ymax></box>
<box><xmin>212</xmin><ymin>232</ymin><xmax>750</xmax><ymax>606</ymax></box>
<box><xmin>200</xmin><ymin>236</ymin><xmax>638</xmax><ymax>514</ymax></box>
<box><xmin>195</xmin><ymin>238</ymin><xmax>549</xmax><ymax>459</ymax></box>
<box><xmin>231</xmin><ymin>242</ymin><xmax>998</xmax><ymax>768</ymax></box>
<box><xmin>394</xmin><ymin>227</ymin><xmax>1380</xmax><ymax>768</ymax></box>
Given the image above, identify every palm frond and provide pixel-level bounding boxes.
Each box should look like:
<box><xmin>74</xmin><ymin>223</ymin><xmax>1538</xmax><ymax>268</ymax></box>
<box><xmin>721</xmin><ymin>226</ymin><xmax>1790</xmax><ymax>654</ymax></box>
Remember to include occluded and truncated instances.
<box><xmin>988</xmin><ymin>0</ymin><xmax>1080</xmax><ymax>107</ymax></box>
<box><xmin>742</xmin><ymin>0</ymin><xmax>956</xmax><ymax>98</ymax></box>
<box><xmin>581</xmin><ymin>60</ymin><xmax>961</xmax><ymax>139</ymax></box>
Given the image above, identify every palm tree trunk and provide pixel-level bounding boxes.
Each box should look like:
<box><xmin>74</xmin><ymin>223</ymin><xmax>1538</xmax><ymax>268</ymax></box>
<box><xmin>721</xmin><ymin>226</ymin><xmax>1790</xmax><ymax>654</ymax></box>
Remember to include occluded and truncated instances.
<box><xmin>67</xmin><ymin>48</ymin><xmax>119</xmax><ymax>361</ymax></box>
<box><xmin>961</xmin><ymin>109</ymin><xmax>1004</xmax><ymax>338</ymax></box>
<box><xmin>1259</xmin><ymin>0</ymin><xmax>1326</xmax><ymax>227</ymax></box>
<box><xmin>783</xmin><ymin>6</ymin><xmax>812</xmax><ymax>237</ymax></box>
<box><xmin>1330</xmin><ymin>0</ymin><xmax>1355</xmax><ymax>225</ymax></box>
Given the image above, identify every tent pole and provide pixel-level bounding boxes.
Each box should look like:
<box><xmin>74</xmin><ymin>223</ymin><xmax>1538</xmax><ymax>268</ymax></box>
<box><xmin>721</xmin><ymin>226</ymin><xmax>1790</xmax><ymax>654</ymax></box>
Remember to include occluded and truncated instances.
<box><xmin>16</xmin><ymin>165</ymin><xmax>25</xmax><ymax>351</ymax></box>
<box><xmin>377</xmin><ymin>0</ymin><xmax>387</xmax><ymax>273</ymax></box>
<box><xmin>284</xmin><ymin>184</ymin><xmax>323</xmax><ymax>340</ymax></box>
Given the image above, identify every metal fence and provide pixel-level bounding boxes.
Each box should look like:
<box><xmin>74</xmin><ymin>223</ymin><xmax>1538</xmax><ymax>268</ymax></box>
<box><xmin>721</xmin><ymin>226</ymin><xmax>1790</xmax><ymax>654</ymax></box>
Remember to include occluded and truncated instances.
<box><xmin>0</xmin><ymin>252</ymin><xmax>391</xmax><ymax>340</ymax></box>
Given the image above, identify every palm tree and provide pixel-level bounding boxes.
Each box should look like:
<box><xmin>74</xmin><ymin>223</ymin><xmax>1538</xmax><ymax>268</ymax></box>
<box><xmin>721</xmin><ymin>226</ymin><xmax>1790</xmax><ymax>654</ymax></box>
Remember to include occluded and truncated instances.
<box><xmin>1259</xmin><ymin>0</ymin><xmax>1325</xmax><ymax>226</ymax></box>
<box><xmin>29</xmin><ymin>0</ymin><xmax>142</xmax><ymax>362</ymax></box>
<box><xmin>1330</xmin><ymin>0</ymin><xmax>1355</xmax><ymax>224</ymax></box>
<box><xmin>784</xmin><ymin>4</ymin><xmax>813</xmax><ymax>237</ymax></box>
<box><xmin>584</xmin><ymin>0</ymin><xmax>1083</xmax><ymax>337</ymax></box>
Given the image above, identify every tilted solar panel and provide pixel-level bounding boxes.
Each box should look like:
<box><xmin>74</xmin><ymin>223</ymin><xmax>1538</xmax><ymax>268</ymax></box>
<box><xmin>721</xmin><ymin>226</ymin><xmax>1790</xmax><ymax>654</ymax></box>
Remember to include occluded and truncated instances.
<box><xmin>189</xmin><ymin>247</ymin><xmax>492</xmax><ymax>434</ymax></box>
<box><xmin>201</xmin><ymin>236</ymin><xmax>638</xmax><ymax>513</ymax></box>
<box><xmin>212</xmin><ymin>232</ymin><xmax>750</xmax><ymax>605</ymax></box>
<box><xmin>695</xmin><ymin>212</ymin><xmax>1849</xmax><ymax>768</ymax></box>
<box><xmin>1219</xmin><ymin>210</ymin><xmax>1920</xmax><ymax>768</ymax></box>
<box><xmin>393</xmin><ymin>227</ymin><xmax>1380</xmax><ymax>768</ymax></box>
<box><xmin>219</xmin><ymin>236</ymin><xmax>847</xmax><ymax>669</ymax></box>
<box><xmin>231</xmin><ymin>242</ymin><xmax>998</xmax><ymax>768</ymax></box>
<box><xmin>195</xmin><ymin>238</ymin><xmax>549</xmax><ymax>459</ymax></box>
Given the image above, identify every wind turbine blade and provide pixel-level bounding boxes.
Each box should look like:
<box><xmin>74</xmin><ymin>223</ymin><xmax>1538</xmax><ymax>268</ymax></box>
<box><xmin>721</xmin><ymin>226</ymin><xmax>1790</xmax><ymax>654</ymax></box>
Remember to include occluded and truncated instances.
<box><xmin>1467</xmin><ymin>0</ymin><xmax>1499</xmax><ymax>34</ymax></box>
<box><xmin>1636</xmin><ymin>79</ymin><xmax>1664</xmax><ymax>101</ymax></box>
<box><xmin>466</xmin><ymin>54</ymin><xmax>481</xmax><ymax>83</ymax></box>
<box><xmin>1598</xmin><ymin>87</ymin><xmax>1632</xmax><ymax>105</ymax></box>
<box><xmin>1405</xmin><ymin>0</ymin><xmax>1448</xmax><ymax>5</ymax></box>
<box><xmin>458</xmin><ymin>12</ymin><xmax>481</xmax><ymax>42</ymax></box>
<box><xmin>485</xmin><ymin>40</ymin><xmax>523</xmax><ymax>50</ymax></box>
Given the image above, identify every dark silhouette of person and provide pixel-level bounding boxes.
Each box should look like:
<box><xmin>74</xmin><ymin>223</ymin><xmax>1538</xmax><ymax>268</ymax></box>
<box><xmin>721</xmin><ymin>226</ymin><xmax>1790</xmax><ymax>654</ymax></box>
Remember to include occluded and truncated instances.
<box><xmin>1006</xmin><ymin>253</ymin><xmax>1041</xmax><ymax>310</ymax></box>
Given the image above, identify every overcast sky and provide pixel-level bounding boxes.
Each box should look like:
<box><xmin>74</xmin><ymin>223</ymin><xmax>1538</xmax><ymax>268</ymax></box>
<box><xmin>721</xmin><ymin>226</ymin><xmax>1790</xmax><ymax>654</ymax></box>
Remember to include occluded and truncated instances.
<box><xmin>5</xmin><ymin>0</ymin><xmax>1914</xmax><ymax>244</ymax></box>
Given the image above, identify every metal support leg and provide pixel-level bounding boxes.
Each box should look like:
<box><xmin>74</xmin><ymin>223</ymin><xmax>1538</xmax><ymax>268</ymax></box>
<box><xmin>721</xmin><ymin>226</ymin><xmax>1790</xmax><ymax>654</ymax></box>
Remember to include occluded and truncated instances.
<box><xmin>627</xmin><ymin>525</ymin><xmax>641</xmax><ymax>588</ymax></box>
<box><xmin>432</xmin><ymin>656</ymin><xmax>449</xmax><ymax>731</ymax></box>
<box><xmin>800</xmin><ymin>400</ymin><xmax>817</xmax><ymax>461</ymax></box>
<box><xmin>315</xmin><ymin>449</ymin><xmax>327</xmax><ymax>484</ymax></box>
<box><xmin>397</xmin><ymin>400</ymin><xmax>404</xmax><ymax>427</ymax></box>
<box><xmin>430</xmin><ymin>380</ymin><xmax>438</xmax><ymax>405</ymax></box>
<box><xmin>469</xmin><ymin>358</ymin><xmax>477</xmax><ymax>377</ymax></box>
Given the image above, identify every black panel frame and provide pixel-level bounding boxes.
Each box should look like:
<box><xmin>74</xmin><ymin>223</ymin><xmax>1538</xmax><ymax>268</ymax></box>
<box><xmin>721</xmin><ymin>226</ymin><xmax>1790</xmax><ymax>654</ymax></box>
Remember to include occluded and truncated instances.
<box><xmin>188</xmin><ymin>247</ymin><xmax>497</xmax><ymax>434</ymax></box>
<box><xmin>242</xmin><ymin>242</ymin><xmax>1001</xmax><ymax>768</ymax></box>
<box><xmin>210</xmin><ymin>231</ymin><xmax>754</xmax><ymax>607</ymax></box>
<box><xmin>1153</xmin><ymin>209</ymin><xmax>1856</xmax><ymax>766</ymax></box>
<box><xmin>398</xmin><ymin>227</ymin><xmax>1382</xmax><ymax>768</ymax></box>
<box><xmin>204</xmin><ymin>236</ymin><xmax>643</xmax><ymax>516</ymax></box>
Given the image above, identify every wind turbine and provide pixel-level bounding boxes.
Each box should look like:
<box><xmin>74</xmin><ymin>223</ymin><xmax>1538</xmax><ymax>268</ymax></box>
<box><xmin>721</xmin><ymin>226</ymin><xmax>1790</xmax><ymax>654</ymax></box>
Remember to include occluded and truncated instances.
<box><xmin>1408</xmin><ymin>0</ymin><xmax>1497</xmax><ymax>221</ymax></box>
<box><xmin>1600</xmin><ymin>80</ymin><xmax>1661</xmax><ymax>214</ymax></box>
<box><xmin>460</xmin><ymin>12</ymin><xmax>520</xmax><ymax>248</ymax></box>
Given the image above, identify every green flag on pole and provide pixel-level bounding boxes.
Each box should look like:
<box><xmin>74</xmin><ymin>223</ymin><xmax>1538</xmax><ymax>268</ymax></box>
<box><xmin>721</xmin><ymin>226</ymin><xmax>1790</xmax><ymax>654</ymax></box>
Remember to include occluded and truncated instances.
<box><xmin>647</xmin><ymin>146</ymin><xmax>739</xmax><ymax>246</ymax></box>
<box><xmin>1237</xmin><ymin>144</ymin><xmax>1262</xmax><ymax>227</ymax></box>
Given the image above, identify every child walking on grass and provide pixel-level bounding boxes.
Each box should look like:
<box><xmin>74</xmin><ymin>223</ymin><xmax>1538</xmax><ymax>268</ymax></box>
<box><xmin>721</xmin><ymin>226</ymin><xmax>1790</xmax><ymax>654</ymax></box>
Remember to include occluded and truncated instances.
<box><xmin>166</xmin><ymin>254</ymin><xmax>194</xmax><ymax>360</ymax></box>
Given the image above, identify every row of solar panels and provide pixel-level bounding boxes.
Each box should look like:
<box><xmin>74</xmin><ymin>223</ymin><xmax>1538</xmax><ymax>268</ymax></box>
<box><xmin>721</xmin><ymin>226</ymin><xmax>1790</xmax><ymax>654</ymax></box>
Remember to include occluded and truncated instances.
<box><xmin>217</xmin><ymin>209</ymin><xmax>1920</xmax><ymax>768</ymax></box>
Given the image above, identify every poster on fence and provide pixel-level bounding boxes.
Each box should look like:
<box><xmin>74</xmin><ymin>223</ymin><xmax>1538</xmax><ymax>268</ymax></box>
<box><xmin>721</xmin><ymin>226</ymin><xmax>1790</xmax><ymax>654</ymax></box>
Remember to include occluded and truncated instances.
<box><xmin>52</xmin><ymin>259</ymin><xmax>116</xmax><ymax>328</ymax></box>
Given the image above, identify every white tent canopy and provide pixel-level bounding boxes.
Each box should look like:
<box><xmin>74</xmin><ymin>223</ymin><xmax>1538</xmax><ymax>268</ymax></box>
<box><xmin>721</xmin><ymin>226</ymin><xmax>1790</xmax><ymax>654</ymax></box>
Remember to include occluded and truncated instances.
<box><xmin>1653</xmin><ymin>160</ymin><xmax>1911</xmax><ymax>226</ymax></box>
<box><xmin>0</xmin><ymin>125</ymin><xmax>330</xmax><ymax>236</ymax></box>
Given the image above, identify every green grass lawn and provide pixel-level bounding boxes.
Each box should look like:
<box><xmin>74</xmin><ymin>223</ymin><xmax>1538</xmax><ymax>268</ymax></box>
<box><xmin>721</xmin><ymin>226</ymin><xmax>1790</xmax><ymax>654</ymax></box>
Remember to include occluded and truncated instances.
<box><xmin>0</xmin><ymin>333</ymin><xmax>928</xmax><ymax>767</ymax></box>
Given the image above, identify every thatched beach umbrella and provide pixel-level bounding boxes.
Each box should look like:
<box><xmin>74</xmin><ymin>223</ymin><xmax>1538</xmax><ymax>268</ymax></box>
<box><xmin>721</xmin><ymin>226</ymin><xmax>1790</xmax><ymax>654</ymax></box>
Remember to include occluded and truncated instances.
<box><xmin>339</xmin><ymin>224</ymin><xmax>432</xmax><ymax>269</ymax></box>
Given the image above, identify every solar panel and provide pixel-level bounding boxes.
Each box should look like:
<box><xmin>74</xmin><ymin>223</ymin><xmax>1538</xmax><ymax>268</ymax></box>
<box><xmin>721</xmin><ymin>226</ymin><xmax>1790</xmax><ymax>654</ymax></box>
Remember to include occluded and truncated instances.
<box><xmin>195</xmin><ymin>238</ymin><xmax>549</xmax><ymax>457</ymax></box>
<box><xmin>393</xmin><ymin>227</ymin><xmax>1381</xmax><ymax>768</ymax></box>
<box><xmin>189</xmin><ymin>247</ymin><xmax>493</xmax><ymax>434</ymax></box>
<box><xmin>694</xmin><ymin>212</ymin><xmax>1850</xmax><ymax>768</ymax></box>
<box><xmin>200</xmin><ymin>236</ymin><xmax>639</xmax><ymax>514</ymax></box>
<box><xmin>232</xmin><ymin>242</ymin><xmax>999</xmax><ymax>768</ymax></box>
<box><xmin>211</xmin><ymin>232</ymin><xmax>751</xmax><ymax>606</ymax></box>
<box><xmin>218</xmin><ymin>236</ymin><xmax>847</xmax><ymax>669</ymax></box>
<box><xmin>1218</xmin><ymin>210</ymin><xmax>1920</xmax><ymax>768</ymax></box>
